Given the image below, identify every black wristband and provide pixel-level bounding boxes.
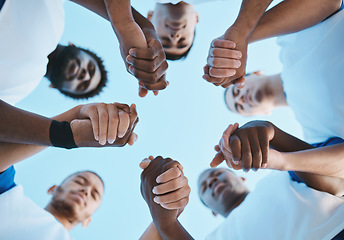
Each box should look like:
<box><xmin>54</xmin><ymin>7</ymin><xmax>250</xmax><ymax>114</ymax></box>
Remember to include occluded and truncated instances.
<box><xmin>49</xmin><ymin>120</ymin><xmax>78</xmax><ymax>149</ymax></box>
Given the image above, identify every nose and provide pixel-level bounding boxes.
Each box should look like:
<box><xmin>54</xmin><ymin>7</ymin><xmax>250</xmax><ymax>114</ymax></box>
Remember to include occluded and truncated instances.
<box><xmin>80</xmin><ymin>186</ymin><xmax>91</xmax><ymax>197</ymax></box>
<box><xmin>168</xmin><ymin>32</ymin><xmax>182</xmax><ymax>44</ymax></box>
<box><xmin>78</xmin><ymin>68</ymin><xmax>90</xmax><ymax>81</ymax></box>
<box><xmin>237</xmin><ymin>94</ymin><xmax>246</xmax><ymax>104</ymax></box>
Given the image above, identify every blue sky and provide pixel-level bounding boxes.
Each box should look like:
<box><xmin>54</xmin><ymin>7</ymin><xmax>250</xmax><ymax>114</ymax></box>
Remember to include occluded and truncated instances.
<box><xmin>14</xmin><ymin>0</ymin><xmax>303</xmax><ymax>239</ymax></box>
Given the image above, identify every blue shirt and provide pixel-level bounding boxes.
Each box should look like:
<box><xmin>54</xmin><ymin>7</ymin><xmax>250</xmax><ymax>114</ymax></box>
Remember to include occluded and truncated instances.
<box><xmin>0</xmin><ymin>166</ymin><xmax>16</xmax><ymax>194</ymax></box>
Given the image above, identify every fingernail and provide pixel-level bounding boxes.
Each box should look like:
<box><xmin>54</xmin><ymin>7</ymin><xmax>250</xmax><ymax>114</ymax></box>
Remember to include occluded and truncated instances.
<box><xmin>156</xmin><ymin>177</ymin><xmax>161</xmax><ymax>183</ymax></box>
<box><xmin>126</xmin><ymin>55</ymin><xmax>132</xmax><ymax>63</ymax></box>
<box><xmin>167</xmin><ymin>81</ymin><xmax>170</xmax><ymax>86</ymax></box>
<box><xmin>152</xmin><ymin>187</ymin><xmax>157</xmax><ymax>194</ymax></box>
<box><xmin>153</xmin><ymin>197</ymin><xmax>159</xmax><ymax>203</ymax></box>
<box><xmin>234</xmin><ymin>61</ymin><xmax>241</xmax><ymax>68</ymax></box>
<box><xmin>128</xmin><ymin>66</ymin><xmax>133</xmax><ymax>74</ymax></box>
<box><xmin>99</xmin><ymin>140</ymin><xmax>106</xmax><ymax>146</ymax></box>
<box><xmin>262</xmin><ymin>163</ymin><xmax>267</xmax><ymax>168</ymax></box>
<box><xmin>108</xmin><ymin>139</ymin><xmax>115</xmax><ymax>144</ymax></box>
<box><xmin>233</xmin><ymin>160</ymin><xmax>240</xmax><ymax>165</ymax></box>
<box><xmin>129</xmin><ymin>49</ymin><xmax>134</xmax><ymax>55</ymax></box>
<box><xmin>252</xmin><ymin>168</ymin><xmax>258</xmax><ymax>172</ymax></box>
<box><xmin>235</xmin><ymin>82</ymin><xmax>244</xmax><ymax>88</ymax></box>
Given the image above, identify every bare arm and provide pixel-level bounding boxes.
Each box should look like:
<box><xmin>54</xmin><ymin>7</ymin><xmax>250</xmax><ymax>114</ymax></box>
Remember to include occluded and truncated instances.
<box><xmin>250</xmin><ymin>0</ymin><xmax>343</xmax><ymax>42</ymax></box>
<box><xmin>140</xmin><ymin>222</ymin><xmax>162</xmax><ymax>240</ymax></box>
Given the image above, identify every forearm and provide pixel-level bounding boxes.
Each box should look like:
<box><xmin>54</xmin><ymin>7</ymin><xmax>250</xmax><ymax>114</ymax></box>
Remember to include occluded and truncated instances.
<box><xmin>282</xmin><ymin>143</ymin><xmax>344</xmax><ymax>178</ymax></box>
<box><xmin>231</xmin><ymin>0</ymin><xmax>273</xmax><ymax>36</ymax></box>
<box><xmin>0</xmin><ymin>100</ymin><xmax>52</xmax><ymax>145</ymax></box>
<box><xmin>250</xmin><ymin>0</ymin><xmax>342</xmax><ymax>42</ymax></box>
<box><xmin>139</xmin><ymin>222</ymin><xmax>162</xmax><ymax>240</ymax></box>
<box><xmin>269</xmin><ymin>122</ymin><xmax>314</xmax><ymax>152</ymax></box>
<box><xmin>154</xmin><ymin>219</ymin><xmax>193</xmax><ymax>240</ymax></box>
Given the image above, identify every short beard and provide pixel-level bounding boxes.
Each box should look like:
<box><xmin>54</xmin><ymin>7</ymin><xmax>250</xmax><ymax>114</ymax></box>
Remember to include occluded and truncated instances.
<box><xmin>46</xmin><ymin>46</ymin><xmax>80</xmax><ymax>89</ymax></box>
<box><xmin>51</xmin><ymin>186</ymin><xmax>78</xmax><ymax>223</ymax></box>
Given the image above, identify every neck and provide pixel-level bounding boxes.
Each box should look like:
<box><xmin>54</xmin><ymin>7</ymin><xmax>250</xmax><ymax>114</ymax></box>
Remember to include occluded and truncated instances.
<box><xmin>45</xmin><ymin>44</ymin><xmax>64</xmax><ymax>78</ymax></box>
<box><xmin>266</xmin><ymin>74</ymin><xmax>287</xmax><ymax>108</ymax></box>
<box><xmin>45</xmin><ymin>202</ymin><xmax>76</xmax><ymax>231</ymax></box>
<box><xmin>222</xmin><ymin>190</ymin><xmax>250</xmax><ymax>218</ymax></box>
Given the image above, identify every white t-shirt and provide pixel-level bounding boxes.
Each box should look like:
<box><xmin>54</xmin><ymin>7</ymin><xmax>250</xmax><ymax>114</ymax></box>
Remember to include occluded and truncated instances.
<box><xmin>206</xmin><ymin>172</ymin><xmax>344</xmax><ymax>240</ymax></box>
<box><xmin>0</xmin><ymin>185</ymin><xmax>74</xmax><ymax>240</ymax></box>
<box><xmin>153</xmin><ymin>0</ymin><xmax>227</xmax><ymax>5</ymax></box>
<box><xmin>0</xmin><ymin>0</ymin><xmax>65</xmax><ymax>105</ymax></box>
<box><xmin>278</xmin><ymin>10</ymin><xmax>344</xmax><ymax>143</ymax></box>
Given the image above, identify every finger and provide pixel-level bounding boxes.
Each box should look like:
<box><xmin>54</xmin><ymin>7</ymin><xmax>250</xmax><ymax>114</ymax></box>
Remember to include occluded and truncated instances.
<box><xmin>157</xmin><ymin>161</ymin><xmax>184</xmax><ymax>183</ymax></box>
<box><xmin>141</xmin><ymin>76</ymin><xmax>168</xmax><ymax>91</ymax></box>
<box><xmin>209</xmin><ymin>67</ymin><xmax>236</xmax><ymax>78</ymax></box>
<box><xmin>211</xmin><ymin>39</ymin><xmax>236</xmax><ymax>49</ymax></box>
<box><xmin>97</xmin><ymin>106</ymin><xmax>109</xmax><ymax>145</ymax></box>
<box><xmin>249</xmin><ymin>133</ymin><xmax>262</xmax><ymax>171</ymax></box>
<box><xmin>240</xmin><ymin>137</ymin><xmax>252</xmax><ymax>172</ymax></box>
<box><xmin>129</xmin><ymin>47</ymin><xmax>157</xmax><ymax>60</ymax></box>
<box><xmin>214</xmin><ymin>144</ymin><xmax>221</xmax><ymax>152</ymax></box>
<box><xmin>258</xmin><ymin>130</ymin><xmax>269</xmax><ymax>168</ymax></box>
<box><xmin>229</xmin><ymin>135</ymin><xmax>241</xmax><ymax>165</ymax></box>
<box><xmin>127</xmin><ymin>132</ymin><xmax>138</xmax><ymax>146</ymax></box>
<box><xmin>155</xmin><ymin>167</ymin><xmax>181</xmax><ymax>184</ymax></box>
<box><xmin>154</xmin><ymin>185</ymin><xmax>190</xmax><ymax>204</ymax></box>
<box><xmin>153</xmin><ymin>174</ymin><xmax>187</xmax><ymax>195</ymax></box>
<box><xmin>209</xmin><ymin>48</ymin><xmax>242</xmax><ymax>59</ymax></box>
<box><xmin>202</xmin><ymin>74</ymin><xmax>226</xmax><ymax>85</ymax></box>
<box><xmin>153</xmin><ymin>90</ymin><xmax>159</xmax><ymax>96</ymax></box>
<box><xmin>141</xmin><ymin>156</ymin><xmax>164</xmax><ymax>180</ymax></box>
<box><xmin>203</xmin><ymin>65</ymin><xmax>210</xmax><ymax>75</ymax></box>
<box><xmin>113</xmin><ymin>103</ymin><xmax>130</xmax><ymax>113</ymax></box>
<box><xmin>126</xmin><ymin>55</ymin><xmax>166</xmax><ymax>74</ymax></box>
<box><xmin>160</xmin><ymin>197</ymin><xmax>189</xmax><ymax>210</ymax></box>
<box><xmin>139</xmin><ymin>158</ymin><xmax>152</xmax><ymax>169</ymax></box>
<box><xmin>138</xmin><ymin>86</ymin><xmax>148</xmax><ymax>97</ymax></box>
<box><xmin>220</xmin><ymin>123</ymin><xmax>239</xmax><ymax>160</ymax></box>
<box><xmin>107</xmin><ymin>104</ymin><xmax>119</xmax><ymax>144</ymax></box>
<box><xmin>207</xmin><ymin>57</ymin><xmax>241</xmax><ymax>69</ymax></box>
<box><xmin>117</xmin><ymin>111</ymin><xmax>130</xmax><ymax>138</ymax></box>
<box><xmin>233</xmin><ymin>77</ymin><xmax>246</xmax><ymax>89</ymax></box>
<box><xmin>128</xmin><ymin>61</ymin><xmax>168</xmax><ymax>84</ymax></box>
<box><xmin>87</xmin><ymin>110</ymin><xmax>100</xmax><ymax>141</ymax></box>
<box><xmin>129</xmin><ymin>104</ymin><xmax>139</xmax><ymax>130</ymax></box>
<box><xmin>210</xmin><ymin>152</ymin><xmax>225</xmax><ymax>168</ymax></box>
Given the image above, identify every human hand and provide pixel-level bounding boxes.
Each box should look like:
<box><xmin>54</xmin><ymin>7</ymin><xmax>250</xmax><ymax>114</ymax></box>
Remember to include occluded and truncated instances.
<box><xmin>140</xmin><ymin>156</ymin><xmax>190</xmax><ymax>217</ymax></box>
<box><xmin>211</xmin><ymin>121</ymin><xmax>275</xmax><ymax>172</ymax></box>
<box><xmin>126</xmin><ymin>28</ymin><xmax>169</xmax><ymax>97</ymax></box>
<box><xmin>78</xmin><ymin>103</ymin><xmax>138</xmax><ymax>145</ymax></box>
<box><xmin>71</xmin><ymin>104</ymin><xmax>138</xmax><ymax>147</ymax></box>
<box><xmin>203</xmin><ymin>26</ymin><xmax>250</xmax><ymax>88</ymax></box>
<box><xmin>141</xmin><ymin>156</ymin><xmax>190</xmax><ymax>225</ymax></box>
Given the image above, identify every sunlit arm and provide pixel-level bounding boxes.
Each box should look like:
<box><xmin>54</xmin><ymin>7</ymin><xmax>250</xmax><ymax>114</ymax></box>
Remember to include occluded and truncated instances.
<box><xmin>250</xmin><ymin>0</ymin><xmax>342</xmax><ymax>42</ymax></box>
<box><xmin>0</xmin><ymin>104</ymin><xmax>83</xmax><ymax>172</ymax></box>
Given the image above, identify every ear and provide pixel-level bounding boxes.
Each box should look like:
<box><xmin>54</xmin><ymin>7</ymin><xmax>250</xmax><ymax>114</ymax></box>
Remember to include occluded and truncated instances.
<box><xmin>47</xmin><ymin>185</ymin><xmax>57</xmax><ymax>195</ymax></box>
<box><xmin>253</xmin><ymin>70</ymin><xmax>263</xmax><ymax>76</ymax></box>
<box><xmin>195</xmin><ymin>12</ymin><xmax>199</xmax><ymax>24</ymax></box>
<box><xmin>82</xmin><ymin>217</ymin><xmax>92</xmax><ymax>228</ymax></box>
<box><xmin>49</xmin><ymin>84</ymin><xmax>56</xmax><ymax>89</ymax></box>
<box><xmin>147</xmin><ymin>11</ymin><xmax>154</xmax><ymax>21</ymax></box>
<box><xmin>212</xmin><ymin>211</ymin><xmax>218</xmax><ymax>217</ymax></box>
<box><xmin>68</xmin><ymin>42</ymin><xmax>76</xmax><ymax>47</ymax></box>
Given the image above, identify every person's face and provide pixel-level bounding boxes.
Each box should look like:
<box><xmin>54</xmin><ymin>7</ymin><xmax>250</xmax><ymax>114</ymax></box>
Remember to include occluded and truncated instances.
<box><xmin>49</xmin><ymin>46</ymin><xmax>101</xmax><ymax>95</ymax></box>
<box><xmin>148</xmin><ymin>2</ymin><xmax>198</xmax><ymax>56</ymax></box>
<box><xmin>51</xmin><ymin>172</ymin><xmax>104</xmax><ymax>224</ymax></box>
<box><xmin>61</xmin><ymin>50</ymin><xmax>101</xmax><ymax>94</ymax></box>
<box><xmin>225</xmin><ymin>74</ymin><xmax>274</xmax><ymax>116</ymax></box>
<box><xmin>198</xmin><ymin>168</ymin><xmax>247</xmax><ymax>217</ymax></box>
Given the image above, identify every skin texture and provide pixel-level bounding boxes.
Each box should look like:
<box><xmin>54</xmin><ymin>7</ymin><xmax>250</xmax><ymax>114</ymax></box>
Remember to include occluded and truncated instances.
<box><xmin>212</xmin><ymin>120</ymin><xmax>344</xmax><ymax>196</ymax></box>
<box><xmin>0</xmin><ymin>102</ymin><xmax>138</xmax><ymax>172</ymax></box>
<box><xmin>224</xmin><ymin>73</ymin><xmax>279</xmax><ymax>116</ymax></box>
<box><xmin>59</xmin><ymin>49</ymin><xmax>101</xmax><ymax>95</ymax></box>
<box><xmin>198</xmin><ymin>168</ymin><xmax>249</xmax><ymax>217</ymax></box>
<box><xmin>203</xmin><ymin>0</ymin><xmax>342</xmax><ymax>88</ymax></box>
<box><xmin>140</xmin><ymin>156</ymin><xmax>193</xmax><ymax>240</ymax></box>
<box><xmin>147</xmin><ymin>2</ymin><xmax>198</xmax><ymax>57</ymax></box>
<box><xmin>72</xmin><ymin>0</ymin><xmax>168</xmax><ymax>97</ymax></box>
<box><xmin>45</xmin><ymin>171</ymin><xmax>104</xmax><ymax>230</ymax></box>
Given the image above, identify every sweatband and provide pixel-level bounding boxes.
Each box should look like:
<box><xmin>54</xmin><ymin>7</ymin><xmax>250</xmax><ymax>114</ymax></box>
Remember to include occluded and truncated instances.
<box><xmin>49</xmin><ymin>120</ymin><xmax>78</xmax><ymax>149</ymax></box>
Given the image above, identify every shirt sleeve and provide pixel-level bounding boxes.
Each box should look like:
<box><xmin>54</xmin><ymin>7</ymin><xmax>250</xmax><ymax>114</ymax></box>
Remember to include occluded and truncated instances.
<box><xmin>0</xmin><ymin>165</ymin><xmax>16</xmax><ymax>194</ymax></box>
